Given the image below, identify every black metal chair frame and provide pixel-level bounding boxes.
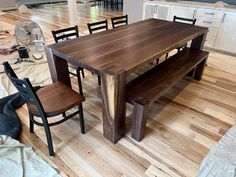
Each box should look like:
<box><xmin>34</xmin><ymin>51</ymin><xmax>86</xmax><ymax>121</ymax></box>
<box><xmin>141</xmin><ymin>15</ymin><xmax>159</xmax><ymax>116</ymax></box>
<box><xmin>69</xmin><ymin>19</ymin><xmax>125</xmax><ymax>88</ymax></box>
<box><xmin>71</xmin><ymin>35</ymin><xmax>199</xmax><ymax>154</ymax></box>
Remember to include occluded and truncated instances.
<box><xmin>165</xmin><ymin>16</ymin><xmax>197</xmax><ymax>59</ymax></box>
<box><xmin>87</xmin><ymin>19</ymin><xmax>108</xmax><ymax>34</ymax></box>
<box><xmin>52</xmin><ymin>25</ymin><xmax>84</xmax><ymax>95</ymax></box>
<box><xmin>87</xmin><ymin>19</ymin><xmax>108</xmax><ymax>85</ymax></box>
<box><xmin>94</xmin><ymin>0</ymin><xmax>103</xmax><ymax>6</ymax></box>
<box><xmin>3</xmin><ymin>62</ymin><xmax>85</xmax><ymax>156</ymax></box>
<box><xmin>111</xmin><ymin>14</ymin><xmax>128</xmax><ymax>28</ymax></box>
<box><xmin>173</xmin><ymin>16</ymin><xmax>197</xmax><ymax>25</ymax></box>
<box><xmin>103</xmin><ymin>0</ymin><xmax>123</xmax><ymax>10</ymax></box>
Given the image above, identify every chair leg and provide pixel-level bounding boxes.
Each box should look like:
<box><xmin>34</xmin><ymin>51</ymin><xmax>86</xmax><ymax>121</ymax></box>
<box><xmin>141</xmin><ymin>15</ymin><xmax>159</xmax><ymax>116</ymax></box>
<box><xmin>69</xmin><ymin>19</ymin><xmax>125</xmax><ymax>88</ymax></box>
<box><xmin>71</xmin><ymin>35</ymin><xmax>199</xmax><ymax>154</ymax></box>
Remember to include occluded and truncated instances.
<box><xmin>42</xmin><ymin>118</ymin><xmax>54</xmax><ymax>156</ymax></box>
<box><xmin>79</xmin><ymin>103</ymin><xmax>85</xmax><ymax>134</ymax></box>
<box><xmin>165</xmin><ymin>53</ymin><xmax>169</xmax><ymax>59</ymax></box>
<box><xmin>98</xmin><ymin>75</ymin><xmax>101</xmax><ymax>86</ymax></box>
<box><xmin>81</xmin><ymin>69</ymin><xmax>85</xmax><ymax>78</ymax></box>
<box><xmin>62</xmin><ymin>112</ymin><xmax>66</xmax><ymax>117</ymax></box>
<box><xmin>116</xmin><ymin>0</ymin><xmax>119</xmax><ymax>10</ymax></box>
<box><xmin>29</xmin><ymin>112</ymin><xmax>34</xmax><ymax>133</ymax></box>
<box><xmin>76</xmin><ymin>69</ymin><xmax>83</xmax><ymax>96</ymax></box>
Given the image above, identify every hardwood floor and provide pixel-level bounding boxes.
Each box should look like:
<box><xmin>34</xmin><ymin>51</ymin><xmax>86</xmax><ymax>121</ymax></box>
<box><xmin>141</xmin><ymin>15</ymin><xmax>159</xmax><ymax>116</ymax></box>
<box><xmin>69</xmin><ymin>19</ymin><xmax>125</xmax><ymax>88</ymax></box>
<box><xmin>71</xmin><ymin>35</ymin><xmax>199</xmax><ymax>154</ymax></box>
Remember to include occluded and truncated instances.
<box><xmin>1</xmin><ymin>3</ymin><xmax>236</xmax><ymax>177</ymax></box>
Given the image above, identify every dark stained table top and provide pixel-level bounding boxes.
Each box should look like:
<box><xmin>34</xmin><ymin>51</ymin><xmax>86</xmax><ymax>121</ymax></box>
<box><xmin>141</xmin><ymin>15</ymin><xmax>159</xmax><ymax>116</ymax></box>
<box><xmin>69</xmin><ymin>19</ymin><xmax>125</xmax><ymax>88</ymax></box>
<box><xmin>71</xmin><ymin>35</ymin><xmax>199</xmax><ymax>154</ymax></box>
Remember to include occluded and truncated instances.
<box><xmin>46</xmin><ymin>19</ymin><xmax>208</xmax><ymax>76</ymax></box>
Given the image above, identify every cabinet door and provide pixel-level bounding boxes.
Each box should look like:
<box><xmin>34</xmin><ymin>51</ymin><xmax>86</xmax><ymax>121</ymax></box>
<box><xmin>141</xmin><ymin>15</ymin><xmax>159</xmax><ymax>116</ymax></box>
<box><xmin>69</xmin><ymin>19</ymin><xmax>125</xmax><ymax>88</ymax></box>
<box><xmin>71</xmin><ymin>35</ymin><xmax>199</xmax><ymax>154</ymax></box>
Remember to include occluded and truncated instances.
<box><xmin>214</xmin><ymin>12</ymin><xmax>236</xmax><ymax>54</ymax></box>
<box><xmin>170</xmin><ymin>5</ymin><xmax>197</xmax><ymax>21</ymax></box>
<box><xmin>143</xmin><ymin>3</ymin><xmax>170</xmax><ymax>21</ymax></box>
<box><xmin>153</xmin><ymin>4</ymin><xmax>171</xmax><ymax>21</ymax></box>
<box><xmin>143</xmin><ymin>3</ymin><xmax>157</xmax><ymax>20</ymax></box>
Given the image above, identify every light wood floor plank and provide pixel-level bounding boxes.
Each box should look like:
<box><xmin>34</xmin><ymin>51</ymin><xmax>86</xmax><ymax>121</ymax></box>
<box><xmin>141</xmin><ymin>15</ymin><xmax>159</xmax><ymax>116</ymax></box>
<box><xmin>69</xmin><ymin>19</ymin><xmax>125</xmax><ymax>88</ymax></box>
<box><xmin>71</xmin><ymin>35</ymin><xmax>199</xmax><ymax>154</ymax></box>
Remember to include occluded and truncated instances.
<box><xmin>1</xmin><ymin>3</ymin><xmax>236</xmax><ymax>177</ymax></box>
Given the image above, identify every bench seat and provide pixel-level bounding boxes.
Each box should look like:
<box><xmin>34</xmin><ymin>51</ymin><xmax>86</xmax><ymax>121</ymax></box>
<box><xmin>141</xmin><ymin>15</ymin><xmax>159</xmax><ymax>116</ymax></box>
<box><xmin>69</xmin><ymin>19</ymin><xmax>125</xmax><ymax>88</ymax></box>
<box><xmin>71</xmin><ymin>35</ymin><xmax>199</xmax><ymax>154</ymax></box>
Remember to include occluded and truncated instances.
<box><xmin>126</xmin><ymin>48</ymin><xmax>209</xmax><ymax>141</ymax></box>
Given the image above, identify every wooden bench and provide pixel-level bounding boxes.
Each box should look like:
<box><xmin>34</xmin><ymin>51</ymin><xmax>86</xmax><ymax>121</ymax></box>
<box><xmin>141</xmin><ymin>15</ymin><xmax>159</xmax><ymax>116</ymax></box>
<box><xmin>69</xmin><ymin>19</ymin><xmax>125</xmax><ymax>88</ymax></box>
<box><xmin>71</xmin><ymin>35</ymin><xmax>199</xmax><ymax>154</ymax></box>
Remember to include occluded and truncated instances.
<box><xmin>126</xmin><ymin>48</ymin><xmax>209</xmax><ymax>141</ymax></box>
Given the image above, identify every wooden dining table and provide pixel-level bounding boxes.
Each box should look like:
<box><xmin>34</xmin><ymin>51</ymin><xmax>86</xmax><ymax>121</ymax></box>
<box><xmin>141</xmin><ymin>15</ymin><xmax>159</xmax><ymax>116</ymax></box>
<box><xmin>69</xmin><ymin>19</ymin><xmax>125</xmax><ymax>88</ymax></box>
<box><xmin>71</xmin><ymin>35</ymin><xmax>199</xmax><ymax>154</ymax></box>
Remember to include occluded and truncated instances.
<box><xmin>45</xmin><ymin>18</ymin><xmax>208</xmax><ymax>144</ymax></box>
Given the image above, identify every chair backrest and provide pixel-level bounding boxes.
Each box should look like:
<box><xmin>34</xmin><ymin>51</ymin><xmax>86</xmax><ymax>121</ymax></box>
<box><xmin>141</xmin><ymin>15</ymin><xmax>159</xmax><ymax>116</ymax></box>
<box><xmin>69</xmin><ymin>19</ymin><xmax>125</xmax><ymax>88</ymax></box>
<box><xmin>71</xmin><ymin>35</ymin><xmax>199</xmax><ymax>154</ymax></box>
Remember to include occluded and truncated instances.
<box><xmin>87</xmin><ymin>19</ymin><xmax>108</xmax><ymax>34</ymax></box>
<box><xmin>173</xmin><ymin>16</ymin><xmax>196</xmax><ymax>25</ymax></box>
<box><xmin>3</xmin><ymin>61</ymin><xmax>18</xmax><ymax>79</ymax></box>
<box><xmin>3</xmin><ymin>62</ymin><xmax>45</xmax><ymax>117</ymax></box>
<box><xmin>52</xmin><ymin>25</ymin><xmax>79</xmax><ymax>43</ymax></box>
<box><xmin>111</xmin><ymin>14</ymin><xmax>128</xmax><ymax>28</ymax></box>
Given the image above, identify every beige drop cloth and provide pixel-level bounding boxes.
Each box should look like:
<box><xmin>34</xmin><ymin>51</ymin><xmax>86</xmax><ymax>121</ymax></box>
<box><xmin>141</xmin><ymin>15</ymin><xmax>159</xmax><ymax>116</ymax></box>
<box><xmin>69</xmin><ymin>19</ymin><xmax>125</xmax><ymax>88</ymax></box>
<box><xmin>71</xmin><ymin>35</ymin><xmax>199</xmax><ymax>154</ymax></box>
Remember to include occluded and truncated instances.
<box><xmin>0</xmin><ymin>20</ymin><xmax>52</xmax><ymax>98</ymax></box>
<box><xmin>0</xmin><ymin>60</ymin><xmax>52</xmax><ymax>98</ymax></box>
<box><xmin>197</xmin><ymin>125</ymin><xmax>236</xmax><ymax>177</ymax></box>
<box><xmin>0</xmin><ymin>135</ymin><xmax>61</xmax><ymax>177</ymax></box>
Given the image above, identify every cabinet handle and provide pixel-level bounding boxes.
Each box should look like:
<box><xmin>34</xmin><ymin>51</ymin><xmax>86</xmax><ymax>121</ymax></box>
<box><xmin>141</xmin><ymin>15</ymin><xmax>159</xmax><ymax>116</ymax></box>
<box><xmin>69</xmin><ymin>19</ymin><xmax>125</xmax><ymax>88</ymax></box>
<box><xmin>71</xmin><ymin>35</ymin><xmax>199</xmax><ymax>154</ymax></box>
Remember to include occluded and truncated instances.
<box><xmin>155</xmin><ymin>5</ymin><xmax>158</xmax><ymax>13</ymax></box>
<box><xmin>193</xmin><ymin>9</ymin><xmax>197</xmax><ymax>18</ymax></box>
<box><xmin>203</xmin><ymin>21</ymin><xmax>212</xmax><ymax>24</ymax></box>
<box><xmin>222</xmin><ymin>13</ymin><xmax>226</xmax><ymax>23</ymax></box>
<box><xmin>205</xmin><ymin>12</ymin><xmax>215</xmax><ymax>15</ymax></box>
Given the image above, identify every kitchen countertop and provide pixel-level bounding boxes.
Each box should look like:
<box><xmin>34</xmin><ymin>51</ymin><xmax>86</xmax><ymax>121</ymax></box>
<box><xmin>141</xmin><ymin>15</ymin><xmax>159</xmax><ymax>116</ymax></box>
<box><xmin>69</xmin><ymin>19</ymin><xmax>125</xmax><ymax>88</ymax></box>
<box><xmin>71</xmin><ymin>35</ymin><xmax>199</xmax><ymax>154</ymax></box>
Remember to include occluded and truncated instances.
<box><xmin>144</xmin><ymin>0</ymin><xmax>236</xmax><ymax>12</ymax></box>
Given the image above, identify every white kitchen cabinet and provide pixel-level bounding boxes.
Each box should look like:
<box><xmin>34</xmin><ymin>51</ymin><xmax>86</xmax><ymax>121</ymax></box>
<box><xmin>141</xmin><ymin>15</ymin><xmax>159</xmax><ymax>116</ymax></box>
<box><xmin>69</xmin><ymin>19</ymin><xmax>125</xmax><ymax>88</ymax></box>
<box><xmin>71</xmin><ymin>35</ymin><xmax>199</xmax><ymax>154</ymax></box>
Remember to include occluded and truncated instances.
<box><xmin>195</xmin><ymin>8</ymin><xmax>223</xmax><ymax>48</ymax></box>
<box><xmin>123</xmin><ymin>0</ymin><xmax>143</xmax><ymax>24</ymax></box>
<box><xmin>169</xmin><ymin>5</ymin><xmax>197</xmax><ymax>21</ymax></box>
<box><xmin>143</xmin><ymin>2</ymin><xmax>156</xmax><ymax>19</ymax></box>
<box><xmin>143</xmin><ymin>2</ymin><xmax>171</xmax><ymax>21</ymax></box>
<box><xmin>142</xmin><ymin>1</ymin><xmax>236</xmax><ymax>54</ymax></box>
<box><xmin>214</xmin><ymin>12</ymin><xmax>236</xmax><ymax>54</ymax></box>
<box><xmin>196</xmin><ymin>8</ymin><xmax>223</xmax><ymax>19</ymax></box>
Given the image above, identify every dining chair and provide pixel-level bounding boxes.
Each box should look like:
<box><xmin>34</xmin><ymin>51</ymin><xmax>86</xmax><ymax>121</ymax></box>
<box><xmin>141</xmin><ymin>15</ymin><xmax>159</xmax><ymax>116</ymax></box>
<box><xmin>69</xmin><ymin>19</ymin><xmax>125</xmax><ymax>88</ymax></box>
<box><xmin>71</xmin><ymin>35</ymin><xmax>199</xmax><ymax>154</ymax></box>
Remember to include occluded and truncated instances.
<box><xmin>111</xmin><ymin>14</ymin><xmax>128</xmax><ymax>28</ymax></box>
<box><xmin>87</xmin><ymin>20</ymin><xmax>108</xmax><ymax>85</ymax></box>
<box><xmin>173</xmin><ymin>15</ymin><xmax>197</xmax><ymax>25</ymax></box>
<box><xmin>87</xmin><ymin>19</ymin><xmax>108</xmax><ymax>34</ymax></box>
<box><xmin>94</xmin><ymin>0</ymin><xmax>102</xmax><ymax>6</ymax></box>
<box><xmin>103</xmin><ymin>0</ymin><xmax>113</xmax><ymax>10</ymax></box>
<box><xmin>52</xmin><ymin>25</ymin><xmax>84</xmax><ymax>95</ymax></box>
<box><xmin>113</xmin><ymin>0</ymin><xmax>123</xmax><ymax>10</ymax></box>
<box><xmin>3</xmin><ymin>62</ymin><xmax>86</xmax><ymax>156</ymax></box>
<box><xmin>165</xmin><ymin>16</ymin><xmax>197</xmax><ymax>59</ymax></box>
<box><xmin>103</xmin><ymin>0</ymin><xmax>122</xmax><ymax>10</ymax></box>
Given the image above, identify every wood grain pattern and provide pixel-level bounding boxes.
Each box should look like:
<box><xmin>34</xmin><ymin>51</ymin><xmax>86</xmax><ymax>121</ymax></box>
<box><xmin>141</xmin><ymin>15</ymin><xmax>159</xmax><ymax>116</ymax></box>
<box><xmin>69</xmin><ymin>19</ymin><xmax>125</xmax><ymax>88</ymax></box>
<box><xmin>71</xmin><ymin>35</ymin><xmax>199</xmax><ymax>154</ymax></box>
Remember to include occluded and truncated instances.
<box><xmin>126</xmin><ymin>49</ymin><xmax>209</xmax><ymax>104</ymax></box>
<box><xmin>46</xmin><ymin>18</ymin><xmax>208</xmax><ymax>143</ymax></box>
<box><xmin>1</xmin><ymin>3</ymin><xmax>236</xmax><ymax>177</ymax></box>
<box><xmin>47</xmin><ymin>19</ymin><xmax>208</xmax><ymax>75</ymax></box>
<box><xmin>28</xmin><ymin>81</ymin><xmax>85</xmax><ymax>117</ymax></box>
<box><xmin>101</xmin><ymin>71</ymin><xmax>126</xmax><ymax>143</ymax></box>
<box><xmin>127</xmin><ymin>48</ymin><xmax>209</xmax><ymax>141</ymax></box>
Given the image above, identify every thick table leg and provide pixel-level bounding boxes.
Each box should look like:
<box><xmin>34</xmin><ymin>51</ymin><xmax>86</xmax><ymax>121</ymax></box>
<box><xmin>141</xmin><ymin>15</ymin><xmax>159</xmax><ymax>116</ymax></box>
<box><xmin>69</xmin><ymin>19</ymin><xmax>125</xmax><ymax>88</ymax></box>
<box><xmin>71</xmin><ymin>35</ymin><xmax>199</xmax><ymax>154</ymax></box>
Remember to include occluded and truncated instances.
<box><xmin>101</xmin><ymin>72</ymin><xmax>126</xmax><ymax>143</ymax></box>
<box><xmin>45</xmin><ymin>47</ymin><xmax>71</xmax><ymax>87</ymax></box>
<box><xmin>190</xmin><ymin>32</ymin><xmax>207</xmax><ymax>79</ymax></box>
<box><xmin>191</xmin><ymin>33</ymin><xmax>207</xmax><ymax>50</ymax></box>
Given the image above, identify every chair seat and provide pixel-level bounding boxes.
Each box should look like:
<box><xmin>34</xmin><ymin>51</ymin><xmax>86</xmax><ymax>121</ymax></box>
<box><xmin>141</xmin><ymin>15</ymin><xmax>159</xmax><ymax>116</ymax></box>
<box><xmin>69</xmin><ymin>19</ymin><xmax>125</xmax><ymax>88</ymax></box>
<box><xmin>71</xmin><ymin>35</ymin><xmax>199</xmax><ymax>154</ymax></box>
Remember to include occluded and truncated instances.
<box><xmin>28</xmin><ymin>82</ymin><xmax>85</xmax><ymax>117</ymax></box>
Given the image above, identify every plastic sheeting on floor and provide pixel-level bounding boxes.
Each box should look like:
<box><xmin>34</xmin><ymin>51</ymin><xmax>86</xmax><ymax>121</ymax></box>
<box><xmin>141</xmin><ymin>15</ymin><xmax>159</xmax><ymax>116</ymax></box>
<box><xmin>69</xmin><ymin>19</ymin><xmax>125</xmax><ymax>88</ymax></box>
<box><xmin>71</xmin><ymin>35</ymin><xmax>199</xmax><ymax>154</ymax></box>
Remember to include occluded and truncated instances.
<box><xmin>0</xmin><ymin>135</ymin><xmax>61</xmax><ymax>177</ymax></box>
<box><xmin>197</xmin><ymin>125</ymin><xmax>236</xmax><ymax>177</ymax></box>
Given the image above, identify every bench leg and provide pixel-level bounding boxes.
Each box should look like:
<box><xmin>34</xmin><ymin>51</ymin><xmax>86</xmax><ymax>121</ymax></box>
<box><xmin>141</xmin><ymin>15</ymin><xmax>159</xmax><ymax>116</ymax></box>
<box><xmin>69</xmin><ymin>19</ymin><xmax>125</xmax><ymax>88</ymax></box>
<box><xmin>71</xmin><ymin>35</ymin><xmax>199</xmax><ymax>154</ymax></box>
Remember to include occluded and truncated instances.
<box><xmin>194</xmin><ymin>58</ymin><xmax>207</xmax><ymax>81</ymax></box>
<box><xmin>131</xmin><ymin>102</ymin><xmax>149</xmax><ymax>141</ymax></box>
<box><xmin>186</xmin><ymin>69</ymin><xmax>195</xmax><ymax>77</ymax></box>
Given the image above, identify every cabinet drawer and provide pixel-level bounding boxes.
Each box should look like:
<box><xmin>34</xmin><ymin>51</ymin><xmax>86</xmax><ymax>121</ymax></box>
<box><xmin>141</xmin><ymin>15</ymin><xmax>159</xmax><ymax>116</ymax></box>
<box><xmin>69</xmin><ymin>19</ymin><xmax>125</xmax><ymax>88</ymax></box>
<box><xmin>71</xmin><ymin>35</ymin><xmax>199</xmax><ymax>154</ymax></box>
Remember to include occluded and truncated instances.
<box><xmin>204</xmin><ymin>35</ymin><xmax>215</xmax><ymax>48</ymax></box>
<box><xmin>196</xmin><ymin>18</ymin><xmax>221</xmax><ymax>29</ymax></box>
<box><xmin>196</xmin><ymin>9</ymin><xmax>223</xmax><ymax>19</ymax></box>
<box><xmin>208</xmin><ymin>27</ymin><xmax>218</xmax><ymax>37</ymax></box>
